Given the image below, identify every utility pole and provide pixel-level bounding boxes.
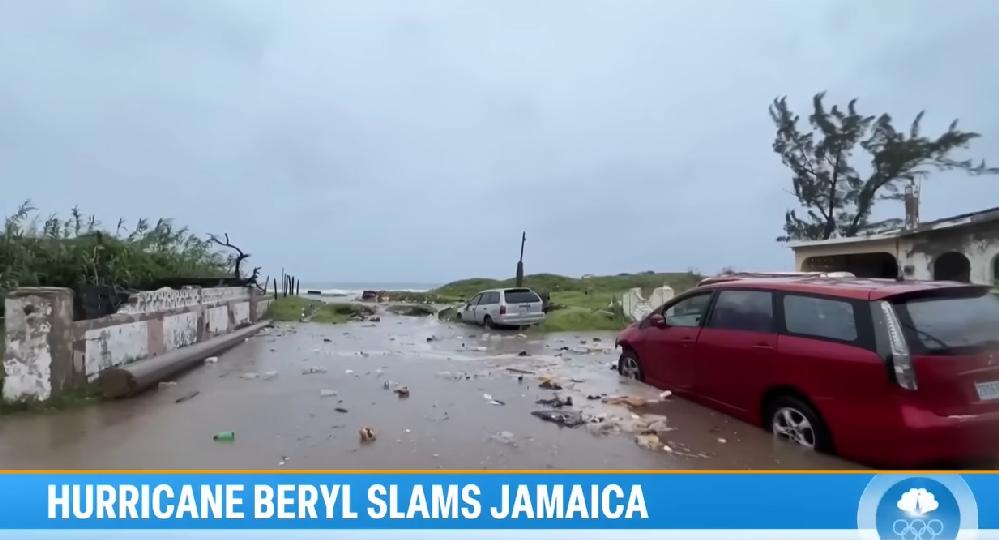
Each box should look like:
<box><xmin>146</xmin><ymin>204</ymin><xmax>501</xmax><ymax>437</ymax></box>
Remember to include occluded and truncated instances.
<box><xmin>516</xmin><ymin>231</ymin><xmax>526</xmax><ymax>287</ymax></box>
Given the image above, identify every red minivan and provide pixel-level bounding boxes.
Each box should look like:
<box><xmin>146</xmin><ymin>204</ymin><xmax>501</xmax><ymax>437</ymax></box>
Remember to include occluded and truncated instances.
<box><xmin>615</xmin><ymin>276</ymin><xmax>999</xmax><ymax>468</ymax></box>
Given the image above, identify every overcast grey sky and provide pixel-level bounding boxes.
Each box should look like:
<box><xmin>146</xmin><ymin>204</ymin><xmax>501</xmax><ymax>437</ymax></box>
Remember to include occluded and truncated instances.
<box><xmin>2</xmin><ymin>1</ymin><xmax>998</xmax><ymax>283</ymax></box>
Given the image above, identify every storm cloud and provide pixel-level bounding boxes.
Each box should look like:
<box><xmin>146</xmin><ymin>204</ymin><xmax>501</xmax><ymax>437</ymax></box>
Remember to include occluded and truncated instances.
<box><xmin>2</xmin><ymin>0</ymin><xmax>997</xmax><ymax>282</ymax></box>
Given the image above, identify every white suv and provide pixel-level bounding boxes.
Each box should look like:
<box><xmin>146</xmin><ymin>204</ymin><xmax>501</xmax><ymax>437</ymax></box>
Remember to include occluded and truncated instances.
<box><xmin>460</xmin><ymin>288</ymin><xmax>545</xmax><ymax>329</ymax></box>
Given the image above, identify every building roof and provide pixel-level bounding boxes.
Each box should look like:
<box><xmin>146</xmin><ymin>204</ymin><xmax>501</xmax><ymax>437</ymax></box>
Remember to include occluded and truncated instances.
<box><xmin>788</xmin><ymin>205</ymin><xmax>999</xmax><ymax>249</ymax></box>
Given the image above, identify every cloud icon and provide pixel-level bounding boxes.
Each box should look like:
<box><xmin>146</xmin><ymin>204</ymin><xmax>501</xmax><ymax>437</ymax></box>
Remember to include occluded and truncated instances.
<box><xmin>897</xmin><ymin>488</ymin><xmax>939</xmax><ymax>516</ymax></box>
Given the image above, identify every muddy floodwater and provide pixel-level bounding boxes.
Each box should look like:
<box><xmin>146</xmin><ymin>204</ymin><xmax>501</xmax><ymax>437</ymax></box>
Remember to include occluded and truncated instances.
<box><xmin>0</xmin><ymin>309</ymin><xmax>858</xmax><ymax>470</ymax></box>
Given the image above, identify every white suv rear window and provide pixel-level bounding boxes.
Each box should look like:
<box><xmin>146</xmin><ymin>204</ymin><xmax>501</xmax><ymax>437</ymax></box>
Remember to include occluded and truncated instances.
<box><xmin>504</xmin><ymin>290</ymin><xmax>540</xmax><ymax>304</ymax></box>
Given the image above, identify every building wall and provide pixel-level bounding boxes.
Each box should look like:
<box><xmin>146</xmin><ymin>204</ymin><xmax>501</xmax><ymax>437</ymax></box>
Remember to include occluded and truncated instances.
<box><xmin>3</xmin><ymin>286</ymin><xmax>273</xmax><ymax>400</ymax></box>
<box><xmin>793</xmin><ymin>220</ymin><xmax>999</xmax><ymax>285</ymax></box>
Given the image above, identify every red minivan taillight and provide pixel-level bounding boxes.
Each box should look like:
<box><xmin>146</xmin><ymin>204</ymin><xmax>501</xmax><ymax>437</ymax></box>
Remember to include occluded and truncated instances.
<box><xmin>500</xmin><ymin>305</ymin><xmax>507</xmax><ymax>315</ymax></box>
<box><xmin>877</xmin><ymin>300</ymin><xmax>917</xmax><ymax>390</ymax></box>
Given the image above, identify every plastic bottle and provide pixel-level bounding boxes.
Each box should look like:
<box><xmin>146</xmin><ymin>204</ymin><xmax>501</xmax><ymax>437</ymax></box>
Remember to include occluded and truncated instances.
<box><xmin>213</xmin><ymin>431</ymin><xmax>235</xmax><ymax>442</ymax></box>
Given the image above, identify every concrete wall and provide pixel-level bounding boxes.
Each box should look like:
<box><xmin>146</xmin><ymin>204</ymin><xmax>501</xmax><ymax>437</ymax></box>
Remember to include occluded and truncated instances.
<box><xmin>3</xmin><ymin>286</ymin><xmax>273</xmax><ymax>401</ymax></box>
<box><xmin>793</xmin><ymin>220</ymin><xmax>999</xmax><ymax>286</ymax></box>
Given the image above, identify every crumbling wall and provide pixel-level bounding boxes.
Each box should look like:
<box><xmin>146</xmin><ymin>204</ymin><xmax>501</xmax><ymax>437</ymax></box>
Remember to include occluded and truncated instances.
<box><xmin>906</xmin><ymin>221</ymin><xmax>999</xmax><ymax>284</ymax></box>
<box><xmin>1</xmin><ymin>288</ymin><xmax>74</xmax><ymax>401</ymax></box>
<box><xmin>622</xmin><ymin>286</ymin><xmax>675</xmax><ymax>322</ymax></box>
<box><xmin>3</xmin><ymin>286</ymin><xmax>270</xmax><ymax>400</ymax></box>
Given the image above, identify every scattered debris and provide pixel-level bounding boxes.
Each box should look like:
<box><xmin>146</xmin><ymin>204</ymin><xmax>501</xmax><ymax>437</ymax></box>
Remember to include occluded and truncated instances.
<box><xmin>335</xmin><ymin>407</ymin><xmax>349</xmax><ymax>413</ymax></box>
<box><xmin>644</xmin><ymin>417</ymin><xmax>672</xmax><ymax>432</ymax></box>
<box><xmin>204</xmin><ymin>356</ymin><xmax>219</xmax><ymax>364</ymax></box>
<box><xmin>394</xmin><ymin>386</ymin><xmax>410</xmax><ymax>398</ymax></box>
<box><xmin>213</xmin><ymin>431</ymin><xmax>235</xmax><ymax>442</ymax></box>
<box><xmin>660</xmin><ymin>390</ymin><xmax>673</xmax><ymax>400</ymax></box>
<box><xmin>586</xmin><ymin>394</ymin><xmax>603</xmax><ymax>400</ymax></box>
<box><xmin>301</xmin><ymin>367</ymin><xmax>327</xmax><ymax>375</ymax></box>
<box><xmin>559</xmin><ymin>346</ymin><xmax>570</xmax><ymax>351</ymax></box>
<box><xmin>483</xmin><ymin>393</ymin><xmax>505</xmax><ymax>406</ymax></box>
<box><xmin>359</xmin><ymin>426</ymin><xmax>376</xmax><ymax>443</ymax></box>
<box><xmin>175</xmin><ymin>391</ymin><xmax>200</xmax><ymax>403</ymax></box>
<box><xmin>592</xmin><ymin>337</ymin><xmax>603</xmax><ymax>342</ymax></box>
<box><xmin>538</xmin><ymin>376</ymin><xmax>563</xmax><ymax>390</ymax></box>
<box><xmin>240</xmin><ymin>372</ymin><xmax>259</xmax><ymax>380</ymax></box>
<box><xmin>262</xmin><ymin>371</ymin><xmax>278</xmax><ymax>380</ymax></box>
<box><xmin>369</xmin><ymin>316</ymin><xmax>381</xmax><ymax>322</ymax></box>
<box><xmin>278</xmin><ymin>456</ymin><xmax>288</xmax><ymax>466</ymax></box>
<box><xmin>531</xmin><ymin>410</ymin><xmax>586</xmax><ymax>427</ymax></box>
<box><xmin>662</xmin><ymin>444</ymin><xmax>673</xmax><ymax>453</ymax></box>
<box><xmin>426</xmin><ymin>336</ymin><xmax>437</xmax><ymax>342</ymax></box>
<box><xmin>473</xmin><ymin>346</ymin><xmax>488</xmax><ymax>352</ymax></box>
<box><xmin>605</xmin><ymin>395</ymin><xmax>653</xmax><ymax>407</ymax></box>
<box><xmin>345</xmin><ymin>369</ymin><xmax>355</xmax><ymax>375</ymax></box>
<box><xmin>516</xmin><ymin>333</ymin><xmax>527</xmax><ymax>338</ymax></box>
<box><xmin>491</xmin><ymin>431</ymin><xmax>517</xmax><ymax>446</ymax></box>
<box><xmin>517</xmin><ymin>351</ymin><xmax>529</xmax><ymax>356</ymax></box>
<box><xmin>506</xmin><ymin>367</ymin><xmax>534</xmax><ymax>375</ymax></box>
<box><xmin>323</xmin><ymin>338</ymin><xmax>332</xmax><ymax>343</ymax></box>
<box><xmin>158</xmin><ymin>381</ymin><xmax>177</xmax><ymax>389</ymax></box>
<box><xmin>536</xmin><ymin>395</ymin><xmax>573</xmax><ymax>408</ymax></box>
<box><xmin>635</xmin><ymin>433</ymin><xmax>660</xmax><ymax>450</ymax></box>
<box><xmin>320</xmin><ymin>389</ymin><xmax>338</xmax><ymax>398</ymax></box>
<box><xmin>569</xmin><ymin>347</ymin><xmax>590</xmax><ymax>354</ymax></box>
<box><xmin>717</xmin><ymin>437</ymin><xmax>727</xmax><ymax>444</ymax></box>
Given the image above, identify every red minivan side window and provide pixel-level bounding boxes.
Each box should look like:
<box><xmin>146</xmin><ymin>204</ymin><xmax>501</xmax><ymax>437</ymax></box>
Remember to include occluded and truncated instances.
<box><xmin>782</xmin><ymin>294</ymin><xmax>861</xmax><ymax>344</ymax></box>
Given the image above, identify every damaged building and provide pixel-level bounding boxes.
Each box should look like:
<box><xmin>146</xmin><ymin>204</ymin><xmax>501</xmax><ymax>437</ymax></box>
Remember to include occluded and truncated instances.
<box><xmin>789</xmin><ymin>205</ymin><xmax>999</xmax><ymax>286</ymax></box>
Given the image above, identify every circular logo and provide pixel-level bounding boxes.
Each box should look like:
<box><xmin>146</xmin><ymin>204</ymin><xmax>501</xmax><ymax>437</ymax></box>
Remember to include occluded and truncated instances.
<box><xmin>858</xmin><ymin>475</ymin><xmax>977</xmax><ymax>540</ymax></box>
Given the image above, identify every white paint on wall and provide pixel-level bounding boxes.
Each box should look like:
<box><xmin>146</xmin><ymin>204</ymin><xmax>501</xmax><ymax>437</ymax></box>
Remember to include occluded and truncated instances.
<box><xmin>84</xmin><ymin>320</ymin><xmax>149</xmax><ymax>379</ymax></box>
<box><xmin>205</xmin><ymin>306</ymin><xmax>229</xmax><ymax>336</ymax></box>
<box><xmin>232</xmin><ymin>302</ymin><xmax>251</xmax><ymax>326</ymax></box>
<box><xmin>2</xmin><ymin>296</ymin><xmax>54</xmax><ymax>401</ymax></box>
<box><xmin>163</xmin><ymin>312</ymin><xmax>199</xmax><ymax>351</ymax></box>
<box><xmin>201</xmin><ymin>287</ymin><xmax>250</xmax><ymax>307</ymax></box>
<box><xmin>117</xmin><ymin>287</ymin><xmax>250</xmax><ymax>315</ymax></box>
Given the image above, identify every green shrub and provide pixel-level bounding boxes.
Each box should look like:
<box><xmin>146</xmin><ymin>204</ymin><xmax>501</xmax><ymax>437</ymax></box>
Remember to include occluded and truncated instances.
<box><xmin>1</xmin><ymin>201</ymin><xmax>233</xmax><ymax>316</ymax></box>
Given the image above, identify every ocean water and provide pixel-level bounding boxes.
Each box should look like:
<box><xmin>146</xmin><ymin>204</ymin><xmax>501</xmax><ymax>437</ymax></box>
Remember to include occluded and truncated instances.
<box><xmin>298</xmin><ymin>281</ymin><xmax>441</xmax><ymax>297</ymax></box>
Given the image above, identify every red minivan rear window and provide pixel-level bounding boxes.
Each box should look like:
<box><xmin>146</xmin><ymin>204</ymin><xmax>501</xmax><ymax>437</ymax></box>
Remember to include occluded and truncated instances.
<box><xmin>895</xmin><ymin>291</ymin><xmax>999</xmax><ymax>354</ymax></box>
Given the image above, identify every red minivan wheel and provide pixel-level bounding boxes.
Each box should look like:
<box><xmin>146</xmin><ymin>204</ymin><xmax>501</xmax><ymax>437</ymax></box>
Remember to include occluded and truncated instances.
<box><xmin>618</xmin><ymin>349</ymin><xmax>644</xmax><ymax>381</ymax></box>
<box><xmin>765</xmin><ymin>396</ymin><xmax>833</xmax><ymax>453</ymax></box>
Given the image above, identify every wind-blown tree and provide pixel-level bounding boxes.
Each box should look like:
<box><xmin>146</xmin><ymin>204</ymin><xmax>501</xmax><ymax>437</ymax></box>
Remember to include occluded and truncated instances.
<box><xmin>771</xmin><ymin>93</ymin><xmax>998</xmax><ymax>241</ymax></box>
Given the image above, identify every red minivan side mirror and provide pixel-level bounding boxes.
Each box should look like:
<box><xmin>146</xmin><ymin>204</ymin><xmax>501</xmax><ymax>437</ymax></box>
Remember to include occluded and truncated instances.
<box><xmin>649</xmin><ymin>313</ymin><xmax>668</xmax><ymax>329</ymax></box>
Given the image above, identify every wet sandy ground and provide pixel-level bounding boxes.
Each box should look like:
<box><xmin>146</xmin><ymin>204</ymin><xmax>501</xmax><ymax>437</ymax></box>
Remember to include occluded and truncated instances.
<box><xmin>0</xmin><ymin>310</ymin><xmax>858</xmax><ymax>470</ymax></box>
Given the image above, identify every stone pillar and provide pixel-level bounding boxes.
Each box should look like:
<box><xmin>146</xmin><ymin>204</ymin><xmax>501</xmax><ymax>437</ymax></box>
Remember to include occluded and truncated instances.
<box><xmin>249</xmin><ymin>286</ymin><xmax>259</xmax><ymax>322</ymax></box>
<box><xmin>2</xmin><ymin>287</ymin><xmax>74</xmax><ymax>402</ymax></box>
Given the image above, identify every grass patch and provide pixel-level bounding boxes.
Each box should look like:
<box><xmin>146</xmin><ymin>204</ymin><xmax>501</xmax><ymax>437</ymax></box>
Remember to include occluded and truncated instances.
<box><xmin>0</xmin><ymin>382</ymin><xmax>102</xmax><ymax>415</ymax></box>
<box><xmin>265</xmin><ymin>297</ymin><xmax>375</xmax><ymax>324</ymax></box>
<box><xmin>434</xmin><ymin>271</ymin><xmax>701</xmax><ymax>300</ymax></box>
<box><xmin>311</xmin><ymin>303</ymin><xmax>375</xmax><ymax>324</ymax></box>
<box><xmin>535</xmin><ymin>306</ymin><xmax>630</xmax><ymax>333</ymax></box>
<box><xmin>265</xmin><ymin>296</ymin><xmax>323</xmax><ymax>321</ymax></box>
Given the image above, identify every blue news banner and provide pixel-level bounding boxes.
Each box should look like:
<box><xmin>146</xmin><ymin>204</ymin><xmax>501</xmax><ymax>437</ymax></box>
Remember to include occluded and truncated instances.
<box><xmin>0</xmin><ymin>472</ymin><xmax>994</xmax><ymax>537</ymax></box>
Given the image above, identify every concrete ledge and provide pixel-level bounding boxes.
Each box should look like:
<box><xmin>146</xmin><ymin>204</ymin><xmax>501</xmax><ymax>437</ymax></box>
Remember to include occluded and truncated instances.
<box><xmin>100</xmin><ymin>321</ymin><xmax>271</xmax><ymax>399</ymax></box>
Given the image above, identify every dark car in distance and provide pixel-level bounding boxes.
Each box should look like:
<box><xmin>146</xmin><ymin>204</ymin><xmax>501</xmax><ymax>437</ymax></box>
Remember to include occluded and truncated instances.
<box><xmin>615</xmin><ymin>276</ymin><xmax>999</xmax><ymax>468</ymax></box>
